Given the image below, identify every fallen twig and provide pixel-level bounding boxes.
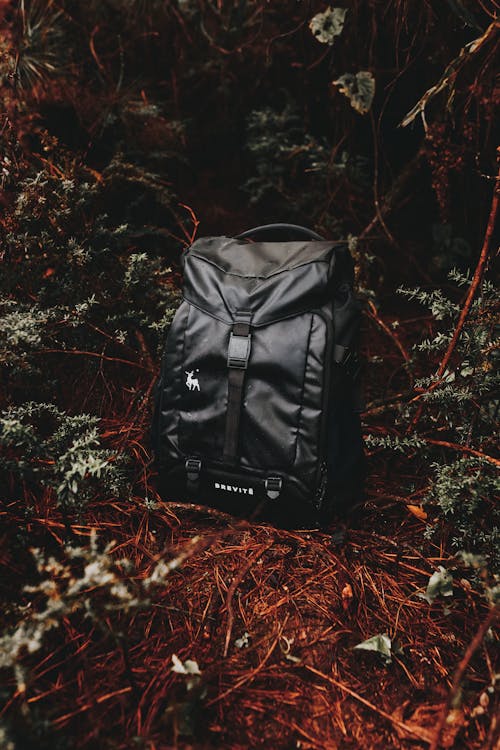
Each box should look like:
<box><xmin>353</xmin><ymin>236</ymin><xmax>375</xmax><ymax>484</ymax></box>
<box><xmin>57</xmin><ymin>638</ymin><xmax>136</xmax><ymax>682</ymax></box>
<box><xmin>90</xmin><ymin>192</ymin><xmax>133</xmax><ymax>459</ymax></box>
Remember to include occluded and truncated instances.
<box><xmin>223</xmin><ymin>541</ymin><xmax>273</xmax><ymax>657</ymax></box>
<box><xmin>306</xmin><ymin>665</ymin><xmax>433</xmax><ymax>744</ymax></box>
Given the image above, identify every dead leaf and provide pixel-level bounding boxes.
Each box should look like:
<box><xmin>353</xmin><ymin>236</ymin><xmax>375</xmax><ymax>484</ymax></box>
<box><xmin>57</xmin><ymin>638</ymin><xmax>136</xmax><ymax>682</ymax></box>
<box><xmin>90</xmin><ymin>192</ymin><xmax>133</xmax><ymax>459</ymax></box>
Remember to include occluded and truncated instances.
<box><xmin>309</xmin><ymin>7</ymin><xmax>347</xmax><ymax>45</ymax></box>
<box><xmin>419</xmin><ymin>567</ymin><xmax>453</xmax><ymax>604</ymax></box>
<box><xmin>333</xmin><ymin>71</ymin><xmax>375</xmax><ymax>115</ymax></box>
<box><xmin>279</xmin><ymin>635</ymin><xmax>301</xmax><ymax>664</ymax></box>
<box><xmin>407</xmin><ymin>504</ymin><xmax>428</xmax><ymax>521</ymax></box>
<box><xmin>393</xmin><ymin>703</ymin><xmax>467</xmax><ymax>747</ymax></box>
<box><xmin>341</xmin><ymin>583</ymin><xmax>353</xmax><ymax>611</ymax></box>
<box><xmin>392</xmin><ymin>703</ymin><xmax>434</xmax><ymax>743</ymax></box>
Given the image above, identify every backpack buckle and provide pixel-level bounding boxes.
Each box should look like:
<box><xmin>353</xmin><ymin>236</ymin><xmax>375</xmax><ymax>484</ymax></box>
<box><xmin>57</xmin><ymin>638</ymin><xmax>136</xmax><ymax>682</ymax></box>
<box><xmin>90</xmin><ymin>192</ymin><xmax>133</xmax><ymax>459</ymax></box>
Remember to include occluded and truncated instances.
<box><xmin>185</xmin><ymin>458</ymin><xmax>202</xmax><ymax>494</ymax></box>
<box><xmin>334</xmin><ymin>344</ymin><xmax>361</xmax><ymax>379</ymax></box>
<box><xmin>334</xmin><ymin>344</ymin><xmax>352</xmax><ymax>366</ymax></box>
<box><xmin>227</xmin><ymin>332</ymin><xmax>252</xmax><ymax>369</ymax></box>
<box><xmin>265</xmin><ymin>476</ymin><xmax>282</xmax><ymax>500</ymax></box>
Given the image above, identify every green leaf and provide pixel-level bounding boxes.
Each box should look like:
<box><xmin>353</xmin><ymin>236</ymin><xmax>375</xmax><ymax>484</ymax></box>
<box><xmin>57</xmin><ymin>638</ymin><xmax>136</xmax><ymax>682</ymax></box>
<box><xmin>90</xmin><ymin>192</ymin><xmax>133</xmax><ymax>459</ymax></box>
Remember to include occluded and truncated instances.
<box><xmin>334</xmin><ymin>71</ymin><xmax>375</xmax><ymax>115</ymax></box>
<box><xmin>420</xmin><ymin>566</ymin><xmax>453</xmax><ymax>604</ymax></box>
<box><xmin>354</xmin><ymin>633</ymin><xmax>393</xmax><ymax>664</ymax></box>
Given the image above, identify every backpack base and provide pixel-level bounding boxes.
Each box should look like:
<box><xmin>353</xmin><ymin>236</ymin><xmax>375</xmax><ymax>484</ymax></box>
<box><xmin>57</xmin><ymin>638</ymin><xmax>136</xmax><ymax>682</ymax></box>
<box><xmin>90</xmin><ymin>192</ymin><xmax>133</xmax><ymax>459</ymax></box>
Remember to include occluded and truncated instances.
<box><xmin>154</xmin><ymin>455</ymin><xmax>365</xmax><ymax>529</ymax></box>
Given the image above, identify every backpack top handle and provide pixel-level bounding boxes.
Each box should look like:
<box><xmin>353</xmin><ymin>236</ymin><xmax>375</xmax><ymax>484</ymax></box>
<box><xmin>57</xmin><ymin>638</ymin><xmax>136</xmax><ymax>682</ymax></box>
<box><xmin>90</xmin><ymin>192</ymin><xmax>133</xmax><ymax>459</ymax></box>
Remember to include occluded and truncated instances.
<box><xmin>235</xmin><ymin>223</ymin><xmax>324</xmax><ymax>242</ymax></box>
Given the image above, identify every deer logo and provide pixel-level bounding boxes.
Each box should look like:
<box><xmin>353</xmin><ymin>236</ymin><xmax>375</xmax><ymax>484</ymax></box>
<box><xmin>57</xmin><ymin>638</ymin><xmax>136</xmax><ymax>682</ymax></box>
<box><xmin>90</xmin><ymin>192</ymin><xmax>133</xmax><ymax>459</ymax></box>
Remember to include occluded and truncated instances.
<box><xmin>185</xmin><ymin>370</ymin><xmax>200</xmax><ymax>392</ymax></box>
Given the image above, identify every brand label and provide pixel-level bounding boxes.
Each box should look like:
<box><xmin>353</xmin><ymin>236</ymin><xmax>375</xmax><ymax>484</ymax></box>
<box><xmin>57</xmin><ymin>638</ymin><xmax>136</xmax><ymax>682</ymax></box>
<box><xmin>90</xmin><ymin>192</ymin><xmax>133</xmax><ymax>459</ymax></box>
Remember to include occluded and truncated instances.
<box><xmin>214</xmin><ymin>482</ymin><xmax>254</xmax><ymax>495</ymax></box>
<box><xmin>185</xmin><ymin>370</ymin><xmax>200</xmax><ymax>391</ymax></box>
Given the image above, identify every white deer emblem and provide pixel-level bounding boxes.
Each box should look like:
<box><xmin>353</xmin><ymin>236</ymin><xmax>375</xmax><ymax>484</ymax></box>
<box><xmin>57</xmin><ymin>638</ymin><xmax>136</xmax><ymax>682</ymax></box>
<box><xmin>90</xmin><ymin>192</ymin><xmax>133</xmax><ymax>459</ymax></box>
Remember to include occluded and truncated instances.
<box><xmin>185</xmin><ymin>370</ymin><xmax>200</xmax><ymax>391</ymax></box>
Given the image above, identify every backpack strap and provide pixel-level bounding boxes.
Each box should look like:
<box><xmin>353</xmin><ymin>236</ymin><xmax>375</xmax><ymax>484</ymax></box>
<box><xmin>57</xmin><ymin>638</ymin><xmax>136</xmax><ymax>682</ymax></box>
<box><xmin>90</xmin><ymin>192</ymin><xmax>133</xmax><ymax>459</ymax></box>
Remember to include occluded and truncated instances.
<box><xmin>223</xmin><ymin>311</ymin><xmax>253</xmax><ymax>463</ymax></box>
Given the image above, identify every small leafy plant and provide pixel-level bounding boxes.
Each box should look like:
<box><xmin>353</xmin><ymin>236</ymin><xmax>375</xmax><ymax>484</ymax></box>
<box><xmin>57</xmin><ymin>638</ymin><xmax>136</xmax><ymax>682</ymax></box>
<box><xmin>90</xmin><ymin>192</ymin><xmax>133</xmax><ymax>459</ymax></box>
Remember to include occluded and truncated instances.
<box><xmin>370</xmin><ymin>270</ymin><xmax>499</xmax><ymax>569</ymax></box>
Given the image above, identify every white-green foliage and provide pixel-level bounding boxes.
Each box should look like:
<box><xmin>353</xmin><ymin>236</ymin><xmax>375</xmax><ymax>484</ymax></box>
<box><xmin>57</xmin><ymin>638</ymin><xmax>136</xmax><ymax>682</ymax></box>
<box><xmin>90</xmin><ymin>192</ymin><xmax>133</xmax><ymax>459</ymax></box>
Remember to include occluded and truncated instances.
<box><xmin>365</xmin><ymin>433</ymin><xmax>426</xmax><ymax>452</ymax></box>
<box><xmin>393</xmin><ymin>271</ymin><xmax>499</xmax><ymax>567</ymax></box>
<box><xmin>0</xmin><ymin>299</ymin><xmax>54</xmax><ymax>368</ymax></box>
<box><xmin>0</xmin><ymin>153</ymin><xmax>181</xmax><ymax>425</ymax></box>
<box><xmin>0</xmin><ymin>722</ymin><xmax>15</xmax><ymax>750</ymax></box>
<box><xmin>0</xmin><ymin>403</ymin><xmax>128</xmax><ymax>512</ymax></box>
<box><xmin>458</xmin><ymin>552</ymin><xmax>500</xmax><ymax>606</ymax></box>
<box><xmin>397</xmin><ymin>286</ymin><xmax>459</xmax><ymax>320</ymax></box>
<box><xmin>244</xmin><ymin>103</ymin><xmax>370</xmax><ymax>225</ymax></box>
<box><xmin>116</xmin><ymin>251</ymin><xmax>180</xmax><ymax>340</ymax></box>
<box><xmin>308</xmin><ymin>7</ymin><xmax>376</xmax><ymax>116</ymax></box>
<box><xmin>353</xmin><ymin>633</ymin><xmax>394</xmax><ymax>664</ymax></box>
<box><xmin>415</xmin><ymin>332</ymin><xmax>453</xmax><ymax>353</ymax></box>
<box><xmin>426</xmin><ymin>458</ymin><xmax>499</xmax><ymax>558</ymax></box>
<box><xmin>245</xmin><ymin>104</ymin><xmax>330</xmax><ymax>199</ymax></box>
<box><xmin>432</xmin><ymin>225</ymin><xmax>473</xmax><ymax>273</ymax></box>
<box><xmin>0</xmin><ymin>530</ymin><xmax>192</xmax><ymax>690</ymax></box>
<box><xmin>2</xmin><ymin>159</ymin><xmax>180</xmax><ymax>356</ymax></box>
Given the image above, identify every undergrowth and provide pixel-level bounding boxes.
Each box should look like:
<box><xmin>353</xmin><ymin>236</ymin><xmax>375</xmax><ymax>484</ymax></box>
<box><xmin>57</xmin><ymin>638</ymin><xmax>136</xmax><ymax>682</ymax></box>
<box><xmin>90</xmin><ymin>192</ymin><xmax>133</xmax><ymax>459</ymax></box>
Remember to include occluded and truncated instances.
<box><xmin>0</xmin><ymin>1</ymin><xmax>498</xmax><ymax>748</ymax></box>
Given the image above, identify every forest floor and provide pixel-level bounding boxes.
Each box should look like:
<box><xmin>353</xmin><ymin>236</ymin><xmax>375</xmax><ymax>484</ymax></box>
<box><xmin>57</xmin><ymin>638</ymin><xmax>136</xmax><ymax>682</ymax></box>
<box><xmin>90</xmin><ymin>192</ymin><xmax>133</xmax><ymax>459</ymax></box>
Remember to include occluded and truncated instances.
<box><xmin>1</xmin><ymin>284</ymin><xmax>497</xmax><ymax>750</ymax></box>
<box><xmin>1</xmin><ymin>2</ymin><xmax>498</xmax><ymax>746</ymax></box>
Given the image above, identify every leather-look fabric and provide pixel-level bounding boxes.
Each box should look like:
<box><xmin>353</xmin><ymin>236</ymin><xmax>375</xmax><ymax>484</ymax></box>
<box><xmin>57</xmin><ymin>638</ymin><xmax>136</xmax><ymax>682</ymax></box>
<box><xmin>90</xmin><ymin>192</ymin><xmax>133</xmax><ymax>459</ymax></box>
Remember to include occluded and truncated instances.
<box><xmin>152</xmin><ymin>236</ymin><xmax>364</xmax><ymax>525</ymax></box>
<box><xmin>182</xmin><ymin>237</ymin><xmax>345</xmax><ymax>326</ymax></box>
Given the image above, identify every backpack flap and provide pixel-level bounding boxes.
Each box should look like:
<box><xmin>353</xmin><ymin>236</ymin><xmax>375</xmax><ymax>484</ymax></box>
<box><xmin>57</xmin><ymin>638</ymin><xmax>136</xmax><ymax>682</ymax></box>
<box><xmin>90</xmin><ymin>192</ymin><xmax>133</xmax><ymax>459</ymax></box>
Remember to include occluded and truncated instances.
<box><xmin>182</xmin><ymin>236</ymin><xmax>347</xmax><ymax>325</ymax></box>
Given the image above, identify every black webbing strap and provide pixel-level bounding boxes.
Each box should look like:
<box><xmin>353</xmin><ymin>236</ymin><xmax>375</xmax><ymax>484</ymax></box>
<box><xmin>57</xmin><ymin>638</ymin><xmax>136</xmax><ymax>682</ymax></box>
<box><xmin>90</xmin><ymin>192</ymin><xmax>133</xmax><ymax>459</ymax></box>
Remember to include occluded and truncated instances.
<box><xmin>185</xmin><ymin>458</ymin><xmax>201</xmax><ymax>495</ymax></box>
<box><xmin>223</xmin><ymin>312</ymin><xmax>252</xmax><ymax>463</ymax></box>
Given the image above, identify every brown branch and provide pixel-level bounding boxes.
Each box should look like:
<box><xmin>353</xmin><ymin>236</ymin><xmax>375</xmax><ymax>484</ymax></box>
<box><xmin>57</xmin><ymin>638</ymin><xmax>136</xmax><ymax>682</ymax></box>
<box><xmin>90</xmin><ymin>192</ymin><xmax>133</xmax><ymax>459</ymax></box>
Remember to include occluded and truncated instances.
<box><xmin>223</xmin><ymin>541</ymin><xmax>273</xmax><ymax>657</ymax></box>
<box><xmin>177</xmin><ymin>202</ymin><xmax>200</xmax><ymax>245</ymax></box>
<box><xmin>89</xmin><ymin>26</ymin><xmax>107</xmax><ymax>77</ymax></box>
<box><xmin>409</xmin><ymin>156</ymin><xmax>499</xmax><ymax>427</ymax></box>
<box><xmin>208</xmin><ymin>623</ymin><xmax>285</xmax><ymax>706</ymax></box>
<box><xmin>134</xmin><ymin>329</ymin><xmax>155</xmax><ymax>373</ymax></box>
<box><xmin>367</xmin><ymin>300</ymin><xmax>411</xmax><ymax>363</ymax></box>
<box><xmin>306</xmin><ymin>665</ymin><xmax>433</xmax><ymax>744</ymax></box>
<box><xmin>359</xmin><ymin>148</ymin><xmax>424</xmax><ymax>242</ymax></box>
<box><xmin>400</xmin><ymin>21</ymin><xmax>500</xmax><ymax>130</ymax></box>
<box><xmin>363</xmin><ymin>391</ymin><xmax>413</xmax><ymax>416</ymax></box>
<box><xmin>424</xmin><ymin>438</ymin><xmax>500</xmax><ymax>468</ymax></box>
<box><xmin>41</xmin><ymin>348</ymin><xmax>153</xmax><ymax>372</ymax></box>
<box><xmin>429</xmin><ymin>605</ymin><xmax>499</xmax><ymax>750</ymax></box>
<box><xmin>436</xmin><ymin>158</ymin><xmax>500</xmax><ymax>379</ymax></box>
<box><xmin>370</xmin><ymin>110</ymin><xmax>397</xmax><ymax>246</ymax></box>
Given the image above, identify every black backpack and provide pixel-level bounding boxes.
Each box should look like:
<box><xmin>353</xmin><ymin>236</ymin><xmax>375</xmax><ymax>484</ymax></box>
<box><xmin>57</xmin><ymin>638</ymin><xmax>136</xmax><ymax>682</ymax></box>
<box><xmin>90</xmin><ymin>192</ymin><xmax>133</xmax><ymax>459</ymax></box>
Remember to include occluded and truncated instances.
<box><xmin>151</xmin><ymin>223</ymin><xmax>364</xmax><ymax>526</ymax></box>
